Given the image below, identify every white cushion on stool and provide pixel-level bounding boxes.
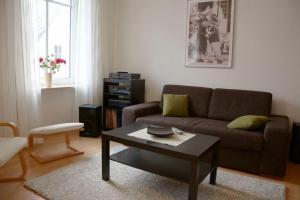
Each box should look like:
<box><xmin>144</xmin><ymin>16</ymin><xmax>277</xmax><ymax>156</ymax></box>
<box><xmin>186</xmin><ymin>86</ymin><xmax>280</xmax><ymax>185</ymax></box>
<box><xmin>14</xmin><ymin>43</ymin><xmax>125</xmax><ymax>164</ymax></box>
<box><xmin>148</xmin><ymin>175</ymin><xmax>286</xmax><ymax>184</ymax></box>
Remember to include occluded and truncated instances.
<box><xmin>0</xmin><ymin>137</ymin><xmax>27</xmax><ymax>167</ymax></box>
<box><xmin>29</xmin><ymin>123</ymin><xmax>84</xmax><ymax>135</ymax></box>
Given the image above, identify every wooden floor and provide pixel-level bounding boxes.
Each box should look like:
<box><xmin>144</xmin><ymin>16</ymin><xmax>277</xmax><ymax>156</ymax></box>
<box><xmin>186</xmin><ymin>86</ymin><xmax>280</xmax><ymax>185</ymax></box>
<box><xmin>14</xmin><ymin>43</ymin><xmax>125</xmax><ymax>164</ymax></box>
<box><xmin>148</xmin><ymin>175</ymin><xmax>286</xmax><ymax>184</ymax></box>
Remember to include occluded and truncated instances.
<box><xmin>0</xmin><ymin>134</ymin><xmax>299</xmax><ymax>200</ymax></box>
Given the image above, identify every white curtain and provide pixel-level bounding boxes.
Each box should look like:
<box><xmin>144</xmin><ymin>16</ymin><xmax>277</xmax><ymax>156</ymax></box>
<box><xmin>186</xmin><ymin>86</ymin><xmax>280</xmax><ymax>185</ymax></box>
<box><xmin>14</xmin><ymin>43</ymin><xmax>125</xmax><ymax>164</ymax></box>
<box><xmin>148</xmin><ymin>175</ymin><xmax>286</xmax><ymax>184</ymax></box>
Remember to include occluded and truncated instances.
<box><xmin>0</xmin><ymin>0</ymin><xmax>41</xmax><ymax>137</ymax></box>
<box><xmin>72</xmin><ymin>0</ymin><xmax>103</xmax><ymax>121</ymax></box>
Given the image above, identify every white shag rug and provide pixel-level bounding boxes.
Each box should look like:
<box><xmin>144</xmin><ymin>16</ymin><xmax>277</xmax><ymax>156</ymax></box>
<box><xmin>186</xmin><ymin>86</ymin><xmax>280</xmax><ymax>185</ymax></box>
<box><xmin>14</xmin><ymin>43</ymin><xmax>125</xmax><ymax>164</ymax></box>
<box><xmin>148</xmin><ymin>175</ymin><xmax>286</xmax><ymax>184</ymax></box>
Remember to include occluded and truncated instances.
<box><xmin>25</xmin><ymin>152</ymin><xmax>285</xmax><ymax>200</ymax></box>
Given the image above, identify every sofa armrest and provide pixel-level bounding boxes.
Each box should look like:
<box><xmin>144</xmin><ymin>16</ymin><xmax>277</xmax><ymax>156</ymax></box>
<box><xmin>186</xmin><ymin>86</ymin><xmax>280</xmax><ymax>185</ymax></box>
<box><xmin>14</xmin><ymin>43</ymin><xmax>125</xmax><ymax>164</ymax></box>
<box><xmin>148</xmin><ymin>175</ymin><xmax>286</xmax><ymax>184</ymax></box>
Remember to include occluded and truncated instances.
<box><xmin>261</xmin><ymin>115</ymin><xmax>291</xmax><ymax>177</ymax></box>
<box><xmin>122</xmin><ymin>101</ymin><xmax>161</xmax><ymax>126</ymax></box>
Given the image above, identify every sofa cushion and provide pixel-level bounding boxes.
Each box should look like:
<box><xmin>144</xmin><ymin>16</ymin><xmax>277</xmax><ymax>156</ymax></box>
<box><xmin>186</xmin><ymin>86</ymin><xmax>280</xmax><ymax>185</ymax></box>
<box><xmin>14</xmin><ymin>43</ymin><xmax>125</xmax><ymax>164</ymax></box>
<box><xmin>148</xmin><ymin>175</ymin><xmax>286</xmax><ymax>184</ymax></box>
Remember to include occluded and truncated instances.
<box><xmin>227</xmin><ymin>115</ymin><xmax>271</xmax><ymax>130</ymax></box>
<box><xmin>160</xmin><ymin>85</ymin><xmax>213</xmax><ymax>117</ymax></box>
<box><xmin>208</xmin><ymin>88</ymin><xmax>272</xmax><ymax>121</ymax></box>
<box><xmin>192</xmin><ymin>119</ymin><xmax>264</xmax><ymax>151</ymax></box>
<box><xmin>136</xmin><ymin>114</ymin><xmax>203</xmax><ymax>132</ymax></box>
<box><xmin>163</xmin><ymin>94</ymin><xmax>189</xmax><ymax>117</ymax></box>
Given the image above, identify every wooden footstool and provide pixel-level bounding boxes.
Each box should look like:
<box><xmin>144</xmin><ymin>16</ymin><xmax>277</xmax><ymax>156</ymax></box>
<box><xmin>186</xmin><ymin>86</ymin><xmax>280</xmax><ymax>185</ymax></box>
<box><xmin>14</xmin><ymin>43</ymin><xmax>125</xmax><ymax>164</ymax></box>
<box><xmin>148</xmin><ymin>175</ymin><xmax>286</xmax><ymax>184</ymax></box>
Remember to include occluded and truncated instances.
<box><xmin>28</xmin><ymin>123</ymin><xmax>84</xmax><ymax>164</ymax></box>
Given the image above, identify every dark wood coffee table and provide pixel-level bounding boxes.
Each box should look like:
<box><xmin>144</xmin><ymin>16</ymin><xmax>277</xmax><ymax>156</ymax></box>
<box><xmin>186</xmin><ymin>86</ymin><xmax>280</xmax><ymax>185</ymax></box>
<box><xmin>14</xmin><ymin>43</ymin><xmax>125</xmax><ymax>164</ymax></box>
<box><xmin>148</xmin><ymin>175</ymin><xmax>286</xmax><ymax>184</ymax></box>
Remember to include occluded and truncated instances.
<box><xmin>102</xmin><ymin>123</ymin><xmax>220</xmax><ymax>200</ymax></box>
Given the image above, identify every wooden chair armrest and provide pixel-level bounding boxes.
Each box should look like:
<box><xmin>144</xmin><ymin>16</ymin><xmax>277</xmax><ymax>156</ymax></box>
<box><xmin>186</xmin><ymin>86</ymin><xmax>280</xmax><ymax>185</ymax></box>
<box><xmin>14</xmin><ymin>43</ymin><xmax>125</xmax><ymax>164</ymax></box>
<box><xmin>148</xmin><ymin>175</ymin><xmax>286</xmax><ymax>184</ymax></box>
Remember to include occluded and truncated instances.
<box><xmin>0</xmin><ymin>121</ymin><xmax>19</xmax><ymax>136</ymax></box>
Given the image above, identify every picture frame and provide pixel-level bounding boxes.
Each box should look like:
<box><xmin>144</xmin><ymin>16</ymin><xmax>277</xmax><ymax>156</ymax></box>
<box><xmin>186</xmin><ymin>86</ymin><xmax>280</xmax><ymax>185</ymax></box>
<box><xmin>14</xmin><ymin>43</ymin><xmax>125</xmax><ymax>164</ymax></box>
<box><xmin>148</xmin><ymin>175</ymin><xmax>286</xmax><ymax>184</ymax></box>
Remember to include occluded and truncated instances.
<box><xmin>185</xmin><ymin>0</ymin><xmax>235</xmax><ymax>68</ymax></box>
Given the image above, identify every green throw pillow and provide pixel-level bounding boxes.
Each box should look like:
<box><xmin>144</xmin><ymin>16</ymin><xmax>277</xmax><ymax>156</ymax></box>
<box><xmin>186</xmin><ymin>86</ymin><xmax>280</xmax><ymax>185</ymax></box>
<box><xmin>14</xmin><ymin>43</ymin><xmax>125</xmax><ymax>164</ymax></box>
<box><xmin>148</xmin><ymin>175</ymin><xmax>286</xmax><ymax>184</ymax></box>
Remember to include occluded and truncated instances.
<box><xmin>163</xmin><ymin>94</ymin><xmax>189</xmax><ymax>117</ymax></box>
<box><xmin>227</xmin><ymin>115</ymin><xmax>271</xmax><ymax>130</ymax></box>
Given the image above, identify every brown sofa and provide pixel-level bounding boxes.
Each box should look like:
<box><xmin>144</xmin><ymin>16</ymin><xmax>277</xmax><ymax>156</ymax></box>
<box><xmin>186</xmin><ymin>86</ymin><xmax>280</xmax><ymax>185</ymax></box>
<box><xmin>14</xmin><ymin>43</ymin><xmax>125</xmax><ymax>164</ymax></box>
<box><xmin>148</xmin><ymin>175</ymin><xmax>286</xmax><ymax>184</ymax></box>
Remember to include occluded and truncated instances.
<box><xmin>122</xmin><ymin>85</ymin><xmax>291</xmax><ymax>178</ymax></box>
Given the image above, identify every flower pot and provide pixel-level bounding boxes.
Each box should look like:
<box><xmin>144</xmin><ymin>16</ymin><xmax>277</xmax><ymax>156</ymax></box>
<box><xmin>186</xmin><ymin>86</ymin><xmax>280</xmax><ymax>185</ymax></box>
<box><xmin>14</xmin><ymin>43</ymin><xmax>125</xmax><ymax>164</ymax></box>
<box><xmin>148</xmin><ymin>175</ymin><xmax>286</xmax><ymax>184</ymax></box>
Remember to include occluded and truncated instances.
<box><xmin>44</xmin><ymin>72</ymin><xmax>53</xmax><ymax>88</ymax></box>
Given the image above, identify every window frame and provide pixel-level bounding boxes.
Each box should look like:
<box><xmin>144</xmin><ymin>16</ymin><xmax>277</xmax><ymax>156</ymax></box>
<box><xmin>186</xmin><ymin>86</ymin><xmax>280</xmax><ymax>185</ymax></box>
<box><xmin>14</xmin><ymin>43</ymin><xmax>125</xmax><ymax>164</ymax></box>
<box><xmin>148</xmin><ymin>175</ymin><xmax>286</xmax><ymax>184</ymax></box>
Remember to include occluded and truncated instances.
<box><xmin>41</xmin><ymin>0</ymin><xmax>74</xmax><ymax>85</ymax></box>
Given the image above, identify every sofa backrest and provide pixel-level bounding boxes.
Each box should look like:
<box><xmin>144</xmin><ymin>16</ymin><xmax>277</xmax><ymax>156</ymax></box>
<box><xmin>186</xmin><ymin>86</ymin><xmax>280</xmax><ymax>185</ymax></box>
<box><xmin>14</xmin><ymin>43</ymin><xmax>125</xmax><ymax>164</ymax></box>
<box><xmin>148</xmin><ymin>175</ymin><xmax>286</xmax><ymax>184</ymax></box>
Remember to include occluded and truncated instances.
<box><xmin>208</xmin><ymin>88</ymin><xmax>272</xmax><ymax>121</ymax></box>
<box><xmin>160</xmin><ymin>85</ymin><xmax>213</xmax><ymax>117</ymax></box>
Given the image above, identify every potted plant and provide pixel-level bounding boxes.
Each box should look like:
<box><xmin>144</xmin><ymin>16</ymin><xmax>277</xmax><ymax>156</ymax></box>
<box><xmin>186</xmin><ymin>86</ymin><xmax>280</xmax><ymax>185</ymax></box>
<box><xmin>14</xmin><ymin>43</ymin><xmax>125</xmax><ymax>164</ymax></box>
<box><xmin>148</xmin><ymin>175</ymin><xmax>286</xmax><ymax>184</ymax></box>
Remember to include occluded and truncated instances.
<box><xmin>39</xmin><ymin>55</ymin><xmax>66</xmax><ymax>87</ymax></box>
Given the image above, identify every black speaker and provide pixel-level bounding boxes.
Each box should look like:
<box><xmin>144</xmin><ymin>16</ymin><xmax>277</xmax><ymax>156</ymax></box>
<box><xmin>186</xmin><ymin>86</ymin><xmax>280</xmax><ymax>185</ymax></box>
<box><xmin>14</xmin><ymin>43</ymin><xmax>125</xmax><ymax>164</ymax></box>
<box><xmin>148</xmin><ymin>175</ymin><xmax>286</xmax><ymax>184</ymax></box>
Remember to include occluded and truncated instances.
<box><xmin>290</xmin><ymin>123</ymin><xmax>300</xmax><ymax>163</ymax></box>
<box><xmin>79</xmin><ymin>104</ymin><xmax>102</xmax><ymax>138</ymax></box>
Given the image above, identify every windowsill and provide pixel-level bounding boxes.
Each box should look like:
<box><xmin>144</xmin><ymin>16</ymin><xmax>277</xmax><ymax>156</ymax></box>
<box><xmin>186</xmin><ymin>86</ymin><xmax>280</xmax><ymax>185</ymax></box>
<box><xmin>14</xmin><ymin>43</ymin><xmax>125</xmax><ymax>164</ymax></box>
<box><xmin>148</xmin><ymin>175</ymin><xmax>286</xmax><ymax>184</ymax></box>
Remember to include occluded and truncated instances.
<box><xmin>41</xmin><ymin>85</ymin><xmax>74</xmax><ymax>90</ymax></box>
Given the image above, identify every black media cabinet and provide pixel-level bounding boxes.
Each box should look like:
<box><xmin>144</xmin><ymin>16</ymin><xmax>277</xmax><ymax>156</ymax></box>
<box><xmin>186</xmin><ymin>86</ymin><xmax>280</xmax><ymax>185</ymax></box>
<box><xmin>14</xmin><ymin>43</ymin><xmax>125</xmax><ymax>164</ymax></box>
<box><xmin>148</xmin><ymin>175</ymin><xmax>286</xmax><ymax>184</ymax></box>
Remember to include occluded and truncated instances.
<box><xmin>103</xmin><ymin>78</ymin><xmax>145</xmax><ymax>130</ymax></box>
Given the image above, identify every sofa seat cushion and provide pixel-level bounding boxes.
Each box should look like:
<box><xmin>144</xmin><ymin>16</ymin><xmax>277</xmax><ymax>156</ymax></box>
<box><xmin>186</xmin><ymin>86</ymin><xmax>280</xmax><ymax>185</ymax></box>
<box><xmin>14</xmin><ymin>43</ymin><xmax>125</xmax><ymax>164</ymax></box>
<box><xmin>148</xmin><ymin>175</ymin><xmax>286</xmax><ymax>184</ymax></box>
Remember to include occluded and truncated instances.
<box><xmin>136</xmin><ymin>114</ymin><xmax>203</xmax><ymax>132</ymax></box>
<box><xmin>136</xmin><ymin>115</ymin><xmax>264</xmax><ymax>151</ymax></box>
<box><xmin>192</xmin><ymin>119</ymin><xmax>264</xmax><ymax>151</ymax></box>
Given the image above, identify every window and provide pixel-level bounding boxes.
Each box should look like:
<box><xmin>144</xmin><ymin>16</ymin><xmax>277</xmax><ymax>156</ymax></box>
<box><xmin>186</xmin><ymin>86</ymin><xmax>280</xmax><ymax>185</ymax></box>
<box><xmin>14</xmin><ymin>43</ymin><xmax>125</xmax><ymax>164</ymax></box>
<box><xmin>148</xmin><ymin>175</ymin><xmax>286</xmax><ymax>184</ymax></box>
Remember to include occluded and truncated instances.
<box><xmin>36</xmin><ymin>0</ymin><xmax>73</xmax><ymax>84</ymax></box>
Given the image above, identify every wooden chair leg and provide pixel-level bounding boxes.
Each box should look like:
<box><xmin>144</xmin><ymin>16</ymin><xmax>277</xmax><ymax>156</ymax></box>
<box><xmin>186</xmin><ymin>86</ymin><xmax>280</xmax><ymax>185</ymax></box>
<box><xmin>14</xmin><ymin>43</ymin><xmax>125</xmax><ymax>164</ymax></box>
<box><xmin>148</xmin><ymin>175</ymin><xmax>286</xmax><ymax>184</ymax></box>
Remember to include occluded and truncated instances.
<box><xmin>65</xmin><ymin>132</ymin><xmax>70</xmax><ymax>147</ymax></box>
<box><xmin>65</xmin><ymin>131</ymin><xmax>83</xmax><ymax>152</ymax></box>
<box><xmin>29</xmin><ymin>131</ymin><xmax>84</xmax><ymax>164</ymax></box>
<box><xmin>18</xmin><ymin>150</ymin><xmax>27</xmax><ymax>178</ymax></box>
<box><xmin>28</xmin><ymin>135</ymin><xmax>34</xmax><ymax>156</ymax></box>
<box><xmin>0</xmin><ymin>150</ymin><xmax>27</xmax><ymax>182</ymax></box>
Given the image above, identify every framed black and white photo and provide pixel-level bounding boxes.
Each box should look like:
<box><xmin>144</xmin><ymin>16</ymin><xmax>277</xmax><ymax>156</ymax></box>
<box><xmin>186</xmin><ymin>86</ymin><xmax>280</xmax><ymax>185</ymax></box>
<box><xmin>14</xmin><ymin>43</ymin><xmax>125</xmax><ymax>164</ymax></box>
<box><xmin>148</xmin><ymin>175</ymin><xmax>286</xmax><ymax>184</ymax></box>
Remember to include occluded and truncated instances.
<box><xmin>185</xmin><ymin>0</ymin><xmax>235</xmax><ymax>68</ymax></box>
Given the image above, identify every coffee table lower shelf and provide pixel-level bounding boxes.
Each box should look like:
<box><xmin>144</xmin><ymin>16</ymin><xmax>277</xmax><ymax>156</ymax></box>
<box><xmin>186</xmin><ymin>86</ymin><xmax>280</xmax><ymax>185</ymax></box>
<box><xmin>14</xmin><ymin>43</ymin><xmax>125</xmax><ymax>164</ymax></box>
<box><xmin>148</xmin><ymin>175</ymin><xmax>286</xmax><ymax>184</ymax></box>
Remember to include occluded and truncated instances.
<box><xmin>110</xmin><ymin>147</ymin><xmax>214</xmax><ymax>184</ymax></box>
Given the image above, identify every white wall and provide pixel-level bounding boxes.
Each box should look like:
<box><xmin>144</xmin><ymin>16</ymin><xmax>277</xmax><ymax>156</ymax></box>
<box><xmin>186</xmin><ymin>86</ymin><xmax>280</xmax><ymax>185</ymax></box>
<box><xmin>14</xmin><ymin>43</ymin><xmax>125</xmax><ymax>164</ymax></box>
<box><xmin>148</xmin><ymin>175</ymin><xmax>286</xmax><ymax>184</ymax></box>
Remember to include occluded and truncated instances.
<box><xmin>101</xmin><ymin>0</ymin><xmax>117</xmax><ymax>77</ymax></box>
<box><xmin>112</xmin><ymin>0</ymin><xmax>300</xmax><ymax>122</ymax></box>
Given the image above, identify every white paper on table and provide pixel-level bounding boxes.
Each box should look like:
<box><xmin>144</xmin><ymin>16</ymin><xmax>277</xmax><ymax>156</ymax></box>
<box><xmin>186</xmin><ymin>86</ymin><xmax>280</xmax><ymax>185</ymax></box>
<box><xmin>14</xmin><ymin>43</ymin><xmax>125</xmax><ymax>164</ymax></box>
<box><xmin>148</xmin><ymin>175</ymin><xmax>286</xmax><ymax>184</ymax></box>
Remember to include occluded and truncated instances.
<box><xmin>127</xmin><ymin>128</ymin><xmax>195</xmax><ymax>146</ymax></box>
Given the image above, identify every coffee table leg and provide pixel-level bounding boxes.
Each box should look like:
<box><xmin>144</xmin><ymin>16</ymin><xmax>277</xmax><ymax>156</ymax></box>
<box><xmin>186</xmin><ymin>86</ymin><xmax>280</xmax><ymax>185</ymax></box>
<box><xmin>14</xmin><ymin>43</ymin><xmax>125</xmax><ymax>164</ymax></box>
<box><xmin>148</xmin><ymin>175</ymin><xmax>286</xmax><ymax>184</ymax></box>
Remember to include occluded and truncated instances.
<box><xmin>209</xmin><ymin>143</ymin><xmax>219</xmax><ymax>185</ymax></box>
<box><xmin>188</xmin><ymin>161</ymin><xmax>199</xmax><ymax>200</ymax></box>
<box><xmin>102</xmin><ymin>135</ymin><xmax>110</xmax><ymax>181</ymax></box>
<box><xmin>209</xmin><ymin>168</ymin><xmax>217</xmax><ymax>185</ymax></box>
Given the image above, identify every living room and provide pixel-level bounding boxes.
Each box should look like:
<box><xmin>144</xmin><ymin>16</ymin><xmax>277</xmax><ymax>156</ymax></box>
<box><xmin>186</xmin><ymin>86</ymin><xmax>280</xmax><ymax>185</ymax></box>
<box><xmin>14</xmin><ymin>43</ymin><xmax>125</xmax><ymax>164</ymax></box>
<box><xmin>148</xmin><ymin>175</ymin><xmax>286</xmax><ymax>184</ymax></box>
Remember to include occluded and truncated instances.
<box><xmin>0</xmin><ymin>0</ymin><xmax>300</xmax><ymax>200</ymax></box>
